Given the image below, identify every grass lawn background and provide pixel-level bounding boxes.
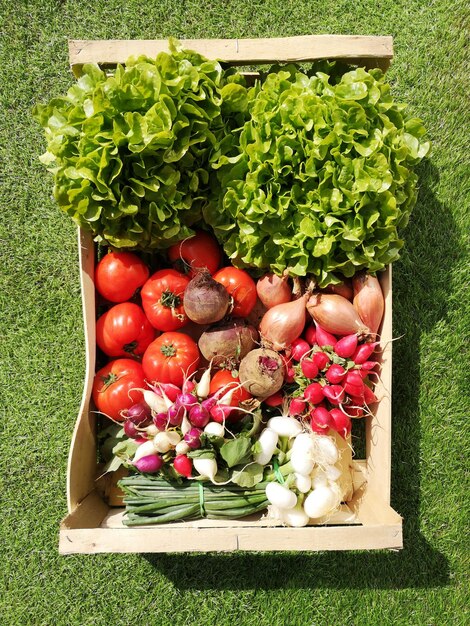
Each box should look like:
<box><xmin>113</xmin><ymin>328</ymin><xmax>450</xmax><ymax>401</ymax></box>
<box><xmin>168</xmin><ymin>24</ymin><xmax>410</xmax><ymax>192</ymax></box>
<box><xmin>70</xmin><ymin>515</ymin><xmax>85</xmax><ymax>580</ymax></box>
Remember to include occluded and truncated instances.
<box><xmin>0</xmin><ymin>1</ymin><xmax>468</xmax><ymax>624</ymax></box>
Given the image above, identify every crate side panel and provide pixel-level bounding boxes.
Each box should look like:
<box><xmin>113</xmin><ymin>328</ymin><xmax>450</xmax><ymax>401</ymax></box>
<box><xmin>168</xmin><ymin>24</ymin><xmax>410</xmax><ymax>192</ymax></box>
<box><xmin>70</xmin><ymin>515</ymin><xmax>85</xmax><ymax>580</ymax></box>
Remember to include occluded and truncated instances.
<box><xmin>68</xmin><ymin>35</ymin><xmax>393</xmax><ymax>70</ymax></box>
<box><xmin>66</xmin><ymin>229</ymin><xmax>97</xmax><ymax>512</ymax></box>
<box><xmin>59</xmin><ymin>523</ymin><xmax>402</xmax><ymax>555</ymax></box>
<box><xmin>366</xmin><ymin>266</ymin><xmax>393</xmax><ymax>503</ymax></box>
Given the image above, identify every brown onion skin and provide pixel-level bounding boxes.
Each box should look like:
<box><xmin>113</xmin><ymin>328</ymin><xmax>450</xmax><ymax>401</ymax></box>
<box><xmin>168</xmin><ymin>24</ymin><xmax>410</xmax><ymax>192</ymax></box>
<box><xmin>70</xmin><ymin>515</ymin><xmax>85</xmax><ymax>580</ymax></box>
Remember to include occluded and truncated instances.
<box><xmin>322</xmin><ymin>279</ymin><xmax>353</xmax><ymax>301</ymax></box>
<box><xmin>259</xmin><ymin>294</ymin><xmax>308</xmax><ymax>351</ymax></box>
<box><xmin>256</xmin><ymin>273</ymin><xmax>291</xmax><ymax>309</ymax></box>
<box><xmin>307</xmin><ymin>292</ymin><xmax>371</xmax><ymax>338</ymax></box>
<box><xmin>352</xmin><ymin>272</ymin><xmax>384</xmax><ymax>336</ymax></box>
<box><xmin>183</xmin><ymin>269</ymin><xmax>230</xmax><ymax>325</ymax></box>
<box><xmin>198</xmin><ymin>320</ymin><xmax>259</xmax><ymax>364</ymax></box>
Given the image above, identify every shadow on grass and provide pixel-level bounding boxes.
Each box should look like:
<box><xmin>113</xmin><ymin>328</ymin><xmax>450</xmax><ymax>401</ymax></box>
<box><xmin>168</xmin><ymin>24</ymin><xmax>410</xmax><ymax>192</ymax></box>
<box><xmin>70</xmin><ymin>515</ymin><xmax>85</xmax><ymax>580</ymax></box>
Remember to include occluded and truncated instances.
<box><xmin>145</xmin><ymin>160</ymin><xmax>456</xmax><ymax>590</ymax></box>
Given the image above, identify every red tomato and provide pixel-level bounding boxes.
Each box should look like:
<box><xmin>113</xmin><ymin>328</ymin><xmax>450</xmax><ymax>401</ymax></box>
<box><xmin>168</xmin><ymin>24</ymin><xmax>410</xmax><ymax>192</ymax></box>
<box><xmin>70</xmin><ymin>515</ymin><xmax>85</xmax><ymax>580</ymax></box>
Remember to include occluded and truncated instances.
<box><xmin>167</xmin><ymin>230</ymin><xmax>222</xmax><ymax>277</ymax></box>
<box><xmin>209</xmin><ymin>370</ymin><xmax>252</xmax><ymax>406</ymax></box>
<box><xmin>142</xmin><ymin>332</ymin><xmax>200</xmax><ymax>387</ymax></box>
<box><xmin>96</xmin><ymin>303</ymin><xmax>156</xmax><ymax>357</ymax></box>
<box><xmin>213</xmin><ymin>267</ymin><xmax>257</xmax><ymax>317</ymax></box>
<box><xmin>92</xmin><ymin>359</ymin><xmax>146</xmax><ymax>421</ymax></box>
<box><xmin>141</xmin><ymin>269</ymin><xmax>190</xmax><ymax>331</ymax></box>
<box><xmin>94</xmin><ymin>251</ymin><xmax>149</xmax><ymax>303</ymax></box>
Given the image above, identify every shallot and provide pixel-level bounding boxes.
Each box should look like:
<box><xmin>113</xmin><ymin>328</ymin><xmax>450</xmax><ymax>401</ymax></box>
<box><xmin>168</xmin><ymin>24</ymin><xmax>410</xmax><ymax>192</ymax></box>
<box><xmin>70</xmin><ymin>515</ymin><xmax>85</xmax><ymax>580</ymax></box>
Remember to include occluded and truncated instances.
<box><xmin>256</xmin><ymin>273</ymin><xmax>292</xmax><ymax>308</ymax></box>
<box><xmin>259</xmin><ymin>294</ymin><xmax>309</xmax><ymax>351</ymax></box>
<box><xmin>353</xmin><ymin>272</ymin><xmax>385</xmax><ymax>336</ymax></box>
<box><xmin>307</xmin><ymin>293</ymin><xmax>371</xmax><ymax>338</ymax></box>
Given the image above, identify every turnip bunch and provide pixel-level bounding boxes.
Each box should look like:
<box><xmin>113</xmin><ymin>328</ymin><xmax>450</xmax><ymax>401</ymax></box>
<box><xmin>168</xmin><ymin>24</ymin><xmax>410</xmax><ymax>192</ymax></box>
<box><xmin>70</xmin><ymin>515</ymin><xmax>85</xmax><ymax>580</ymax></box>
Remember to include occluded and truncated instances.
<box><xmin>252</xmin><ymin>416</ymin><xmax>344</xmax><ymax>527</ymax></box>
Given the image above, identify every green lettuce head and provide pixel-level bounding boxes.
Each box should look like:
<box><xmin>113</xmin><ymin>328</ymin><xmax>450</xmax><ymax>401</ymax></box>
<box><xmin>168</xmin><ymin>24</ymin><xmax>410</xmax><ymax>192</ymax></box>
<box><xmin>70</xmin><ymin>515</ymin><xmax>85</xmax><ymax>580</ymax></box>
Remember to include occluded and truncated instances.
<box><xmin>206</xmin><ymin>64</ymin><xmax>431</xmax><ymax>286</ymax></box>
<box><xmin>33</xmin><ymin>41</ymin><xmax>245</xmax><ymax>249</ymax></box>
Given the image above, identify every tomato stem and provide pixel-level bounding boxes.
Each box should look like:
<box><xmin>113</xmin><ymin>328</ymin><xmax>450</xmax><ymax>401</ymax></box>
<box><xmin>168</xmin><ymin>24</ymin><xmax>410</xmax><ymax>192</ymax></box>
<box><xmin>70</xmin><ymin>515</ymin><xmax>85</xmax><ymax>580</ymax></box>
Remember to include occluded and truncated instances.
<box><xmin>160</xmin><ymin>343</ymin><xmax>177</xmax><ymax>357</ymax></box>
<box><xmin>100</xmin><ymin>372</ymin><xmax>120</xmax><ymax>392</ymax></box>
<box><xmin>123</xmin><ymin>341</ymin><xmax>138</xmax><ymax>354</ymax></box>
<box><xmin>160</xmin><ymin>290</ymin><xmax>181</xmax><ymax>309</ymax></box>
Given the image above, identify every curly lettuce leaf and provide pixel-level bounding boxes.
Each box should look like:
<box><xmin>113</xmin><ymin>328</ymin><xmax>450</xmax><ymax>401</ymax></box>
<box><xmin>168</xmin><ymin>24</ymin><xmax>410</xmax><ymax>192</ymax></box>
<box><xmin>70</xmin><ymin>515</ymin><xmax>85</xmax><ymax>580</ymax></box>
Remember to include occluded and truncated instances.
<box><xmin>33</xmin><ymin>43</ymin><xmax>245</xmax><ymax>250</ymax></box>
<box><xmin>206</xmin><ymin>64</ymin><xmax>430</xmax><ymax>286</ymax></box>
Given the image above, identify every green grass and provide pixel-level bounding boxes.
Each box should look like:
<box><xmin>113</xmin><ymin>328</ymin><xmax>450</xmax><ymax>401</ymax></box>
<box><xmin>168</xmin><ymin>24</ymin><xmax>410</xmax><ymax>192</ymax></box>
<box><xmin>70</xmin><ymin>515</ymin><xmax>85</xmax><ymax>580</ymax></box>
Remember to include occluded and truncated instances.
<box><xmin>0</xmin><ymin>1</ymin><xmax>469</xmax><ymax>624</ymax></box>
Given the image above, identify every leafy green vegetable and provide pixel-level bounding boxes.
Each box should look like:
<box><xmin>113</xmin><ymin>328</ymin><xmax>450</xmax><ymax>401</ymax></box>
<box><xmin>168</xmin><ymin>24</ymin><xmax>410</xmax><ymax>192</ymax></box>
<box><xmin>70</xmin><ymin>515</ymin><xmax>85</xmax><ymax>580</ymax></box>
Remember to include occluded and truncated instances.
<box><xmin>230</xmin><ymin>463</ymin><xmax>265</xmax><ymax>488</ymax></box>
<box><xmin>98</xmin><ymin>423</ymin><xmax>138</xmax><ymax>473</ymax></box>
<box><xmin>206</xmin><ymin>64</ymin><xmax>431</xmax><ymax>286</ymax></box>
<box><xmin>219</xmin><ymin>435</ymin><xmax>252</xmax><ymax>468</ymax></box>
<box><xmin>32</xmin><ymin>40</ymin><xmax>244</xmax><ymax>250</ymax></box>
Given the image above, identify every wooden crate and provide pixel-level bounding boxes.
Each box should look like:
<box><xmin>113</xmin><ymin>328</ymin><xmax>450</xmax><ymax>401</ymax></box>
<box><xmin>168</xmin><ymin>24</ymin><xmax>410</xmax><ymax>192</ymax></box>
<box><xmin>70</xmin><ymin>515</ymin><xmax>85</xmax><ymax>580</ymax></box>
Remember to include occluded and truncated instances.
<box><xmin>59</xmin><ymin>36</ymin><xmax>402</xmax><ymax>554</ymax></box>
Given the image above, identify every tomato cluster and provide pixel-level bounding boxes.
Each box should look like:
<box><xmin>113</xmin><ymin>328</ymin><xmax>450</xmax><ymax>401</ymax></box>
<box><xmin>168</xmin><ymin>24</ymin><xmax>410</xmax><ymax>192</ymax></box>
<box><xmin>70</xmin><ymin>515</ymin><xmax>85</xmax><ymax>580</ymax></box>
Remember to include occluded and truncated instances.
<box><xmin>91</xmin><ymin>231</ymin><xmax>257</xmax><ymax>422</ymax></box>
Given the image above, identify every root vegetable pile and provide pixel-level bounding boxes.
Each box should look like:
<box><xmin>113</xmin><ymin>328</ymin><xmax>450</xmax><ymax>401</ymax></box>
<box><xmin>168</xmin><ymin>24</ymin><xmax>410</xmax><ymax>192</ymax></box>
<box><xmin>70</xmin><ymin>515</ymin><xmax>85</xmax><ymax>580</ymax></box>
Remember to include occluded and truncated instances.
<box><xmin>92</xmin><ymin>231</ymin><xmax>387</xmax><ymax>527</ymax></box>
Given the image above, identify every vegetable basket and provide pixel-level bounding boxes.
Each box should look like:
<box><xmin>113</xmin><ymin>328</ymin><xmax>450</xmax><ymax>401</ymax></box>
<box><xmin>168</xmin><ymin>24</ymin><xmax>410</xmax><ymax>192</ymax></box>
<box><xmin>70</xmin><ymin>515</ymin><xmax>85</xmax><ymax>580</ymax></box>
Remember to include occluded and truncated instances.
<box><xmin>59</xmin><ymin>35</ymin><xmax>403</xmax><ymax>554</ymax></box>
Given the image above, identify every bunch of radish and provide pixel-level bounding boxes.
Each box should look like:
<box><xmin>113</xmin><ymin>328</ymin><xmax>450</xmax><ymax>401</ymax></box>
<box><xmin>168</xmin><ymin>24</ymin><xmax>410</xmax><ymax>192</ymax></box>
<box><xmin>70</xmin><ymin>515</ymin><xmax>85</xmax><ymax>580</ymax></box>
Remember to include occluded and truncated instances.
<box><xmin>280</xmin><ymin>326</ymin><xmax>380</xmax><ymax>440</ymax></box>
<box><xmin>253</xmin><ymin>415</ymin><xmax>343</xmax><ymax>526</ymax></box>
<box><xmin>120</xmin><ymin>365</ymin><xmax>255</xmax><ymax>481</ymax></box>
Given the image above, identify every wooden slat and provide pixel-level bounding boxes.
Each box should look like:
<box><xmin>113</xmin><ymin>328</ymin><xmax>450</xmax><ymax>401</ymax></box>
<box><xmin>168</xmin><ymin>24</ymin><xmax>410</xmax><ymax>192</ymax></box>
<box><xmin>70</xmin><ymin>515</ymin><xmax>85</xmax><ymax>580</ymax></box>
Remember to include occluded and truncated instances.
<box><xmin>60</xmin><ymin>490</ymin><xmax>109</xmax><ymax>531</ymax></box>
<box><xmin>68</xmin><ymin>35</ymin><xmax>393</xmax><ymax>71</ymax></box>
<box><xmin>59</xmin><ymin>521</ymin><xmax>402</xmax><ymax>554</ymax></box>
<box><xmin>66</xmin><ymin>228</ymin><xmax>97</xmax><ymax>512</ymax></box>
<box><xmin>366</xmin><ymin>266</ymin><xmax>393</xmax><ymax>503</ymax></box>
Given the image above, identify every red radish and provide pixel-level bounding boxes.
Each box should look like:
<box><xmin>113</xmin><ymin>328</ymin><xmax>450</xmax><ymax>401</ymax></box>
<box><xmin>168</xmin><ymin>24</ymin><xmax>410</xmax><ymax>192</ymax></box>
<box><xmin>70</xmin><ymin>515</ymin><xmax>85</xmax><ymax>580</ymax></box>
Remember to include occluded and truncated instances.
<box><xmin>134</xmin><ymin>454</ymin><xmax>163</xmax><ymax>473</ymax></box>
<box><xmin>173</xmin><ymin>454</ymin><xmax>193</xmax><ymax>478</ymax></box>
<box><xmin>153</xmin><ymin>383</ymin><xmax>181</xmax><ymax>402</ymax></box>
<box><xmin>304</xmin><ymin>382</ymin><xmax>325</xmax><ymax>405</ymax></box>
<box><xmin>124</xmin><ymin>419</ymin><xmax>140</xmax><ymax>438</ymax></box>
<box><xmin>314</xmin><ymin>324</ymin><xmax>337</xmax><ymax>347</ymax></box>
<box><xmin>290</xmin><ymin>338</ymin><xmax>311</xmax><ymax>361</ymax></box>
<box><xmin>153</xmin><ymin>412</ymin><xmax>169</xmax><ymax>429</ymax></box>
<box><xmin>259</xmin><ymin>294</ymin><xmax>309</xmax><ymax>350</ymax></box>
<box><xmin>353</xmin><ymin>272</ymin><xmax>385</xmax><ymax>336</ymax></box>
<box><xmin>334</xmin><ymin>334</ymin><xmax>358</xmax><ymax>359</ymax></box>
<box><xmin>210</xmin><ymin>404</ymin><xmax>235</xmax><ymax>423</ymax></box>
<box><xmin>304</xmin><ymin>324</ymin><xmax>316</xmax><ymax>345</ymax></box>
<box><xmin>326</xmin><ymin>364</ymin><xmax>346</xmax><ymax>384</ymax></box>
<box><xmin>285</xmin><ymin>366</ymin><xmax>296</xmax><ymax>383</ymax></box>
<box><xmin>322</xmin><ymin>384</ymin><xmax>346</xmax><ymax>405</ymax></box>
<box><xmin>343</xmin><ymin>370</ymin><xmax>364</xmax><ymax>398</ymax></box>
<box><xmin>188</xmin><ymin>404</ymin><xmax>210</xmax><ymax>428</ymax></box>
<box><xmin>361</xmin><ymin>360</ymin><xmax>378</xmax><ymax>372</ymax></box>
<box><xmin>310</xmin><ymin>421</ymin><xmax>328</xmax><ymax>435</ymax></box>
<box><xmin>345</xmin><ymin>406</ymin><xmax>364</xmax><ymax>418</ymax></box>
<box><xmin>310</xmin><ymin>406</ymin><xmax>333</xmax><ymax>431</ymax></box>
<box><xmin>167</xmin><ymin>403</ymin><xmax>184</xmax><ymax>426</ymax></box>
<box><xmin>184</xmin><ymin>427</ymin><xmax>203</xmax><ymax>449</ymax></box>
<box><xmin>301</xmin><ymin>358</ymin><xmax>319</xmax><ymax>379</ymax></box>
<box><xmin>182</xmin><ymin>379</ymin><xmax>196</xmax><ymax>394</ymax></box>
<box><xmin>363</xmin><ymin>384</ymin><xmax>378</xmax><ymax>405</ymax></box>
<box><xmin>313</xmin><ymin>351</ymin><xmax>330</xmax><ymax>370</ymax></box>
<box><xmin>175</xmin><ymin>393</ymin><xmax>198</xmax><ymax>410</ymax></box>
<box><xmin>353</xmin><ymin>342</ymin><xmax>378</xmax><ymax>364</ymax></box>
<box><xmin>256</xmin><ymin>273</ymin><xmax>292</xmax><ymax>308</ymax></box>
<box><xmin>308</xmin><ymin>293</ymin><xmax>371</xmax><ymax>337</ymax></box>
<box><xmin>289</xmin><ymin>398</ymin><xmax>307</xmax><ymax>416</ymax></box>
<box><xmin>264</xmin><ymin>391</ymin><xmax>284</xmax><ymax>407</ymax></box>
<box><xmin>329</xmin><ymin>408</ymin><xmax>352</xmax><ymax>438</ymax></box>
